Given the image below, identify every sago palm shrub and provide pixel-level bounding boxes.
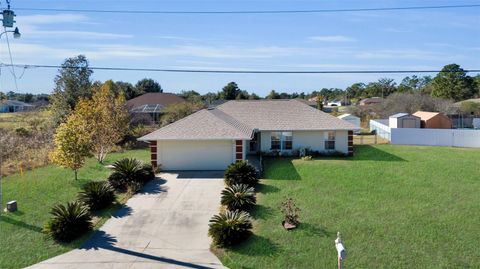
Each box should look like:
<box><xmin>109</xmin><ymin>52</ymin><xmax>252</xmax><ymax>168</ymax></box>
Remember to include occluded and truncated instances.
<box><xmin>78</xmin><ymin>181</ymin><xmax>116</xmax><ymax>211</ymax></box>
<box><xmin>43</xmin><ymin>201</ymin><xmax>93</xmax><ymax>242</ymax></box>
<box><xmin>221</xmin><ymin>184</ymin><xmax>256</xmax><ymax>211</ymax></box>
<box><xmin>108</xmin><ymin>158</ymin><xmax>154</xmax><ymax>191</ymax></box>
<box><xmin>208</xmin><ymin>210</ymin><xmax>253</xmax><ymax>247</ymax></box>
<box><xmin>224</xmin><ymin>161</ymin><xmax>259</xmax><ymax>187</ymax></box>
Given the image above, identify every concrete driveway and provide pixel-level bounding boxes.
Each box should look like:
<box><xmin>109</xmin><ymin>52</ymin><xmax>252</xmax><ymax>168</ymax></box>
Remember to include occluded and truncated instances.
<box><xmin>29</xmin><ymin>172</ymin><xmax>226</xmax><ymax>269</ymax></box>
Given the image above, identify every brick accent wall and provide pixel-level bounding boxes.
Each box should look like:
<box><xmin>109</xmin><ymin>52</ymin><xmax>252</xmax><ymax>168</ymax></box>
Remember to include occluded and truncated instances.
<box><xmin>150</xmin><ymin>141</ymin><xmax>158</xmax><ymax>168</ymax></box>
<box><xmin>235</xmin><ymin>140</ymin><xmax>243</xmax><ymax>162</ymax></box>
<box><xmin>348</xmin><ymin>131</ymin><xmax>354</xmax><ymax>156</ymax></box>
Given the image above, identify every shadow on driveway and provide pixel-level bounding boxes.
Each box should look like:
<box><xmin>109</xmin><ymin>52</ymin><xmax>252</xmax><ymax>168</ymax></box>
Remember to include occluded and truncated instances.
<box><xmin>82</xmin><ymin>231</ymin><xmax>216</xmax><ymax>269</ymax></box>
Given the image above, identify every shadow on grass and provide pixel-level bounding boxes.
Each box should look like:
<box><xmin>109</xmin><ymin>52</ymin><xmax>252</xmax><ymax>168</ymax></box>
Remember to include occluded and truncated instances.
<box><xmin>256</xmin><ymin>183</ymin><xmax>280</xmax><ymax>194</ymax></box>
<box><xmin>263</xmin><ymin>158</ymin><xmax>301</xmax><ymax>180</ymax></box>
<box><xmin>229</xmin><ymin>234</ymin><xmax>279</xmax><ymax>257</ymax></box>
<box><xmin>250</xmin><ymin>204</ymin><xmax>276</xmax><ymax>220</ymax></box>
<box><xmin>82</xmin><ymin>231</ymin><xmax>214</xmax><ymax>269</ymax></box>
<box><xmin>298</xmin><ymin>223</ymin><xmax>334</xmax><ymax>238</ymax></box>
<box><xmin>352</xmin><ymin>145</ymin><xmax>406</xmax><ymax>162</ymax></box>
<box><xmin>0</xmin><ymin>214</ymin><xmax>43</xmax><ymax>233</ymax></box>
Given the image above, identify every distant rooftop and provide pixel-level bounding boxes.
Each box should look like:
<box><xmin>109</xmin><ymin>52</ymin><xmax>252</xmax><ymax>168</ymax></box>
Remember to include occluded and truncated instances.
<box><xmin>127</xmin><ymin>93</ymin><xmax>185</xmax><ymax>113</ymax></box>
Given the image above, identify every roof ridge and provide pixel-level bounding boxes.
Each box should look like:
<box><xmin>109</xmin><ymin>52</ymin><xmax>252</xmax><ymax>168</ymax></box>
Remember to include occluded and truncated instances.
<box><xmin>208</xmin><ymin>108</ymin><xmax>254</xmax><ymax>137</ymax></box>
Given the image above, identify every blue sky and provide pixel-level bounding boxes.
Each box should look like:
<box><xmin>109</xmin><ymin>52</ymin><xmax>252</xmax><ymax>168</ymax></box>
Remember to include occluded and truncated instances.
<box><xmin>1</xmin><ymin>0</ymin><xmax>479</xmax><ymax>96</ymax></box>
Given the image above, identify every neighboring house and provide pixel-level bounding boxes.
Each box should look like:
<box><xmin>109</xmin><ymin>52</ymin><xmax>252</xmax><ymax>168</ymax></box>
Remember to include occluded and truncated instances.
<box><xmin>0</xmin><ymin>100</ymin><xmax>34</xmax><ymax>113</ymax></box>
<box><xmin>389</xmin><ymin>113</ymin><xmax>421</xmax><ymax>129</ymax></box>
<box><xmin>139</xmin><ymin>99</ymin><xmax>358</xmax><ymax>170</ymax></box>
<box><xmin>338</xmin><ymin>114</ymin><xmax>361</xmax><ymax>132</ymax></box>
<box><xmin>413</xmin><ymin>111</ymin><xmax>452</xmax><ymax>129</ymax></box>
<box><xmin>327</xmin><ymin>100</ymin><xmax>342</xmax><ymax>107</ymax></box>
<box><xmin>127</xmin><ymin>93</ymin><xmax>185</xmax><ymax>123</ymax></box>
<box><xmin>359</xmin><ymin>97</ymin><xmax>384</xmax><ymax>106</ymax></box>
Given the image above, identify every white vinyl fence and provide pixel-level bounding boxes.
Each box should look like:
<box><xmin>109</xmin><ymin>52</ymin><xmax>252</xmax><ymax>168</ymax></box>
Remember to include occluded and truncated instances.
<box><xmin>369</xmin><ymin>119</ymin><xmax>391</xmax><ymax>140</ymax></box>
<box><xmin>390</xmin><ymin>128</ymin><xmax>480</xmax><ymax>148</ymax></box>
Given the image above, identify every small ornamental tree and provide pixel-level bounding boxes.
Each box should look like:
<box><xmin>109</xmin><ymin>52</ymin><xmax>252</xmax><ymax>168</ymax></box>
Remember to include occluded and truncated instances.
<box><xmin>50</xmin><ymin>114</ymin><xmax>91</xmax><ymax>180</ymax></box>
<box><xmin>75</xmin><ymin>80</ymin><xmax>129</xmax><ymax>163</ymax></box>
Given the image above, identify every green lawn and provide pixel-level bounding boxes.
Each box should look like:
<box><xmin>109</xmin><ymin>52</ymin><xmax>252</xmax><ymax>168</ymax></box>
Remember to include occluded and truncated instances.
<box><xmin>0</xmin><ymin>149</ymin><xmax>149</xmax><ymax>269</ymax></box>
<box><xmin>217</xmin><ymin>145</ymin><xmax>480</xmax><ymax>268</ymax></box>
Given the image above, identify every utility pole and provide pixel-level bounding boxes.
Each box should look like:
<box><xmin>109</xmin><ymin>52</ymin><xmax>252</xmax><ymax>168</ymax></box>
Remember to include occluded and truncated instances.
<box><xmin>0</xmin><ymin>0</ymin><xmax>21</xmax><ymax>216</ymax></box>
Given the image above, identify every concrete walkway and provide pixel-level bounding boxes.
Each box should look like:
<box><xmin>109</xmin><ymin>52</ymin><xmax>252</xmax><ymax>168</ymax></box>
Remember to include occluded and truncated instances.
<box><xmin>28</xmin><ymin>172</ymin><xmax>226</xmax><ymax>269</ymax></box>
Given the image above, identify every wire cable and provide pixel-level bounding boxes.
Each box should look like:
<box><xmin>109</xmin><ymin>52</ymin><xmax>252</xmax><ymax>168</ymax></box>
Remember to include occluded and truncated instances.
<box><xmin>1</xmin><ymin>63</ymin><xmax>479</xmax><ymax>74</ymax></box>
<box><xmin>13</xmin><ymin>4</ymin><xmax>480</xmax><ymax>15</ymax></box>
<box><xmin>4</xmin><ymin>27</ymin><xmax>18</xmax><ymax>92</ymax></box>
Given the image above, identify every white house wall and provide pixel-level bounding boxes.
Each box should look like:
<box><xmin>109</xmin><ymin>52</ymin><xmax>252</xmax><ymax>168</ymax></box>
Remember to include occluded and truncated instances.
<box><xmin>260</xmin><ymin>130</ymin><xmax>349</xmax><ymax>154</ymax></box>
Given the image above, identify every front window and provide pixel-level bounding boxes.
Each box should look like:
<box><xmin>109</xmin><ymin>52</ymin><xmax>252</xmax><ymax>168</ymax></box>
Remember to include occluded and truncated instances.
<box><xmin>271</xmin><ymin>132</ymin><xmax>281</xmax><ymax>150</ymax></box>
<box><xmin>325</xmin><ymin>131</ymin><xmax>336</xmax><ymax>150</ymax></box>
<box><xmin>282</xmin><ymin>132</ymin><xmax>293</xmax><ymax>150</ymax></box>
<box><xmin>271</xmin><ymin>132</ymin><xmax>293</xmax><ymax>150</ymax></box>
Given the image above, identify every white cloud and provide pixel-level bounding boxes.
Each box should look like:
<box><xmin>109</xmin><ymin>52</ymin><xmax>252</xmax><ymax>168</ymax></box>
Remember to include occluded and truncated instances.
<box><xmin>308</xmin><ymin>35</ymin><xmax>355</xmax><ymax>42</ymax></box>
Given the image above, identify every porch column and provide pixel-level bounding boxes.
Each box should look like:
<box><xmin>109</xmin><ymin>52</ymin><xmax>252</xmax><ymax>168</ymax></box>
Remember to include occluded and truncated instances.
<box><xmin>348</xmin><ymin>131</ymin><xmax>353</xmax><ymax>156</ymax></box>
<box><xmin>150</xmin><ymin>141</ymin><xmax>158</xmax><ymax>168</ymax></box>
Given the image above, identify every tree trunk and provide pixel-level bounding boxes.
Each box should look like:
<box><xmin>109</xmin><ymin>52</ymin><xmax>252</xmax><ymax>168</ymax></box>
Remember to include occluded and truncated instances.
<box><xmin>74</xmin><ymin>169</ymin><xmax>78</xmax><ymax>180</ymax></box>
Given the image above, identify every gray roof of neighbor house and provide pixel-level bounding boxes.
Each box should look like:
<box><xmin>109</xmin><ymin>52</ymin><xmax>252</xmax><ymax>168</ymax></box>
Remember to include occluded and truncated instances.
<box><xmin>139</xmin><ymin>99</ymin><xmax>358</xmax><ymax>141</ymax></box>
<box><xmin>0</xmin><ymin>100</ymin><xmax>34</xmax><ymax>107</ymax></box>
<box><xmin>127</xmin><ymin>93</ymin><xmax>185</xmax><ymax>113</ymax></box>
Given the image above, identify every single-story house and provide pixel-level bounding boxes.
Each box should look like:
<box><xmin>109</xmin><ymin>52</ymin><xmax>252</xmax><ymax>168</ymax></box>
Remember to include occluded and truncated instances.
<box><xmin>338</xmin><ymin>114</ymin><xmax>361</xmax><ymax>132</ymax></box>
<box><xmin>127</xmin><ymin>93</ymin><xmax>185</xmax><ymax>123</ymax></box>
<box><xmin>0</xmin><ymin>100</ymin><xmax>34</xmax><ymax>113</ymax></box>
<box><xmin>139</xmin><ymin>99</ymin><xmax>358</xmax><ymax>170</ymax></box>
<box><xmin>413</xmin><ymin>111</ymin><xmax>452</xmax><ymax>129</ymax></box>
<box><xmin>389</xmin><ymin>113</ymin><xmax>421</xmax><ymax>129</ymax></box>
<box><xmin>359</xmin><ymin>97</ymin><xmax>384</xmax><ymax>106</ymax></box>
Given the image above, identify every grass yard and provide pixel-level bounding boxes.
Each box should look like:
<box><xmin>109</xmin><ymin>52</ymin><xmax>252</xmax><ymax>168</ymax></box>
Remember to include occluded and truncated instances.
<box><xmin>0</xmin><ymin>149</ymin><xmax>149</xmax><ymax>269</ymax></box>
<box><xmin>217</xmin><ymin>145</ymin><xmax>480</xmax><ymax>268</ymax></box>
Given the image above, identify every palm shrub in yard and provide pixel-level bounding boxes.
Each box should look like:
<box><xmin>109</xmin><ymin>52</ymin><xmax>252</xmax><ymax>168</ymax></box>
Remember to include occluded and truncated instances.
<box><xmin>108</xmin><ymin>158</ymin><xmax>155</xmax><ymax>191</ymax></box>
<box><xmin>221</xmin><ymin>184</ymin><xmax>256</xmax><ymax>211</ymax></box>
<box><xmin>43</xmin><ymin>201</ymin><xmax>93</xmax><ymax>242</ymax></box>
<box><xmin>224</xmin><ymin>161</ymin><xmax>259</xmax><ymax>187</ymax></box>
<box><xmin>208</xmin><ymin>210</ymin><xmax>253</xmax><ymax>247</ymax></box>
<box><xmin>78</xmin><ymin>181</ymin><xmax>116</xmax><ymax>211</ymax></box>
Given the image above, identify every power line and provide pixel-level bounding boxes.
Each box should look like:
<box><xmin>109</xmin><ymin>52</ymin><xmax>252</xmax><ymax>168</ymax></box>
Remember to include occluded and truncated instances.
<box><xmin>12</xmin><ymin>4</ymin><xmax>480</xmax><ymax>15</ymax></box>
<box><xmin>2</xmin><ymin>63</ymin><xmax>479</xmax><ymax>74</ymax></box>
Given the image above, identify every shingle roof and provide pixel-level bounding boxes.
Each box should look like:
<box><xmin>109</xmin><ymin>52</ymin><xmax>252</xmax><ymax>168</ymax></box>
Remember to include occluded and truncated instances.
<box><xmin>140</xmin><ymin>99</ymin><xmax>358</xmax><ymax>141</ymax></box>
<box><xmin>139</xmin><ymin>108</ymin><xmax>253</xmax><ymax>141</ymax></box>
<box><xmin>216</xmin><ymin>99</ymin><xmax>356</xmax><ymax>131</ymax></box>
<box><xmin>127</xmin><ymin>93</ymin><xmax>185</xmax><ymax>112</ymax></box>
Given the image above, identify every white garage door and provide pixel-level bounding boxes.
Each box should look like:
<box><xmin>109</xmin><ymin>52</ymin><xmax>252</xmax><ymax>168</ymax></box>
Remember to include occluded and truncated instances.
<box><xmin>158</xmin><ymin>140</ymin><xmax>234</xmax><ymax>170</ymax></box>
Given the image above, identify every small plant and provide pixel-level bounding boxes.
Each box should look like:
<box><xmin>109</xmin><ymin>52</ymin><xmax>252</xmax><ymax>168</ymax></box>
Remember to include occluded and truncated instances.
<box><xmin>281</xmin><ymin>198</ymin><xmax>301</xmax><ymax>227</ymax></box>
<box><xmin>78</xmin><ymin>181</ymin><xmax>115</xmax><ymax>211</ymax></box>
<box><xmin>108</xmin><ymin>158</ymin><xmax>155</xmax><ymax>191</ymax></box>
<box><xmin>208</xmin><ymin>210</ymin><xmax>253</xmax><ymax>247</ymax></box>
<box><xmin>221</xmin><ymin>184</ymin><xmax>256</xmax><ymax>211</ymax></box>
<box><xmin>43</xmin><ymin>201</ymin><xmax>93</xmax><ymax>242</ymax></box>
<box><xmin>224</xmin><ymin>161</ymin><xmax>259</xmax><ymax>187</ymax></box>
<box><xmin>301</xmin><ymin>155</ymin><xmax>313</xmax><ymax>161</ymax></box>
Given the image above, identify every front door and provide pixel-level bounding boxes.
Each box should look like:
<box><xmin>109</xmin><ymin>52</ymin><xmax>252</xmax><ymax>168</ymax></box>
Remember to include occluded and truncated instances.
<box><xmin>249</xmin><ymin>132</ymin><xmax>259</xmax><ymax>153</ymax></box>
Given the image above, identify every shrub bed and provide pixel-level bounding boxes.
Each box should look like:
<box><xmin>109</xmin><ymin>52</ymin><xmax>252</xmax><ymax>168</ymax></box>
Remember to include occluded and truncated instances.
<box><xmin>43</xmin><ymin>201</ymin><xmax>93</xmax><ymax>242</ymax></box>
